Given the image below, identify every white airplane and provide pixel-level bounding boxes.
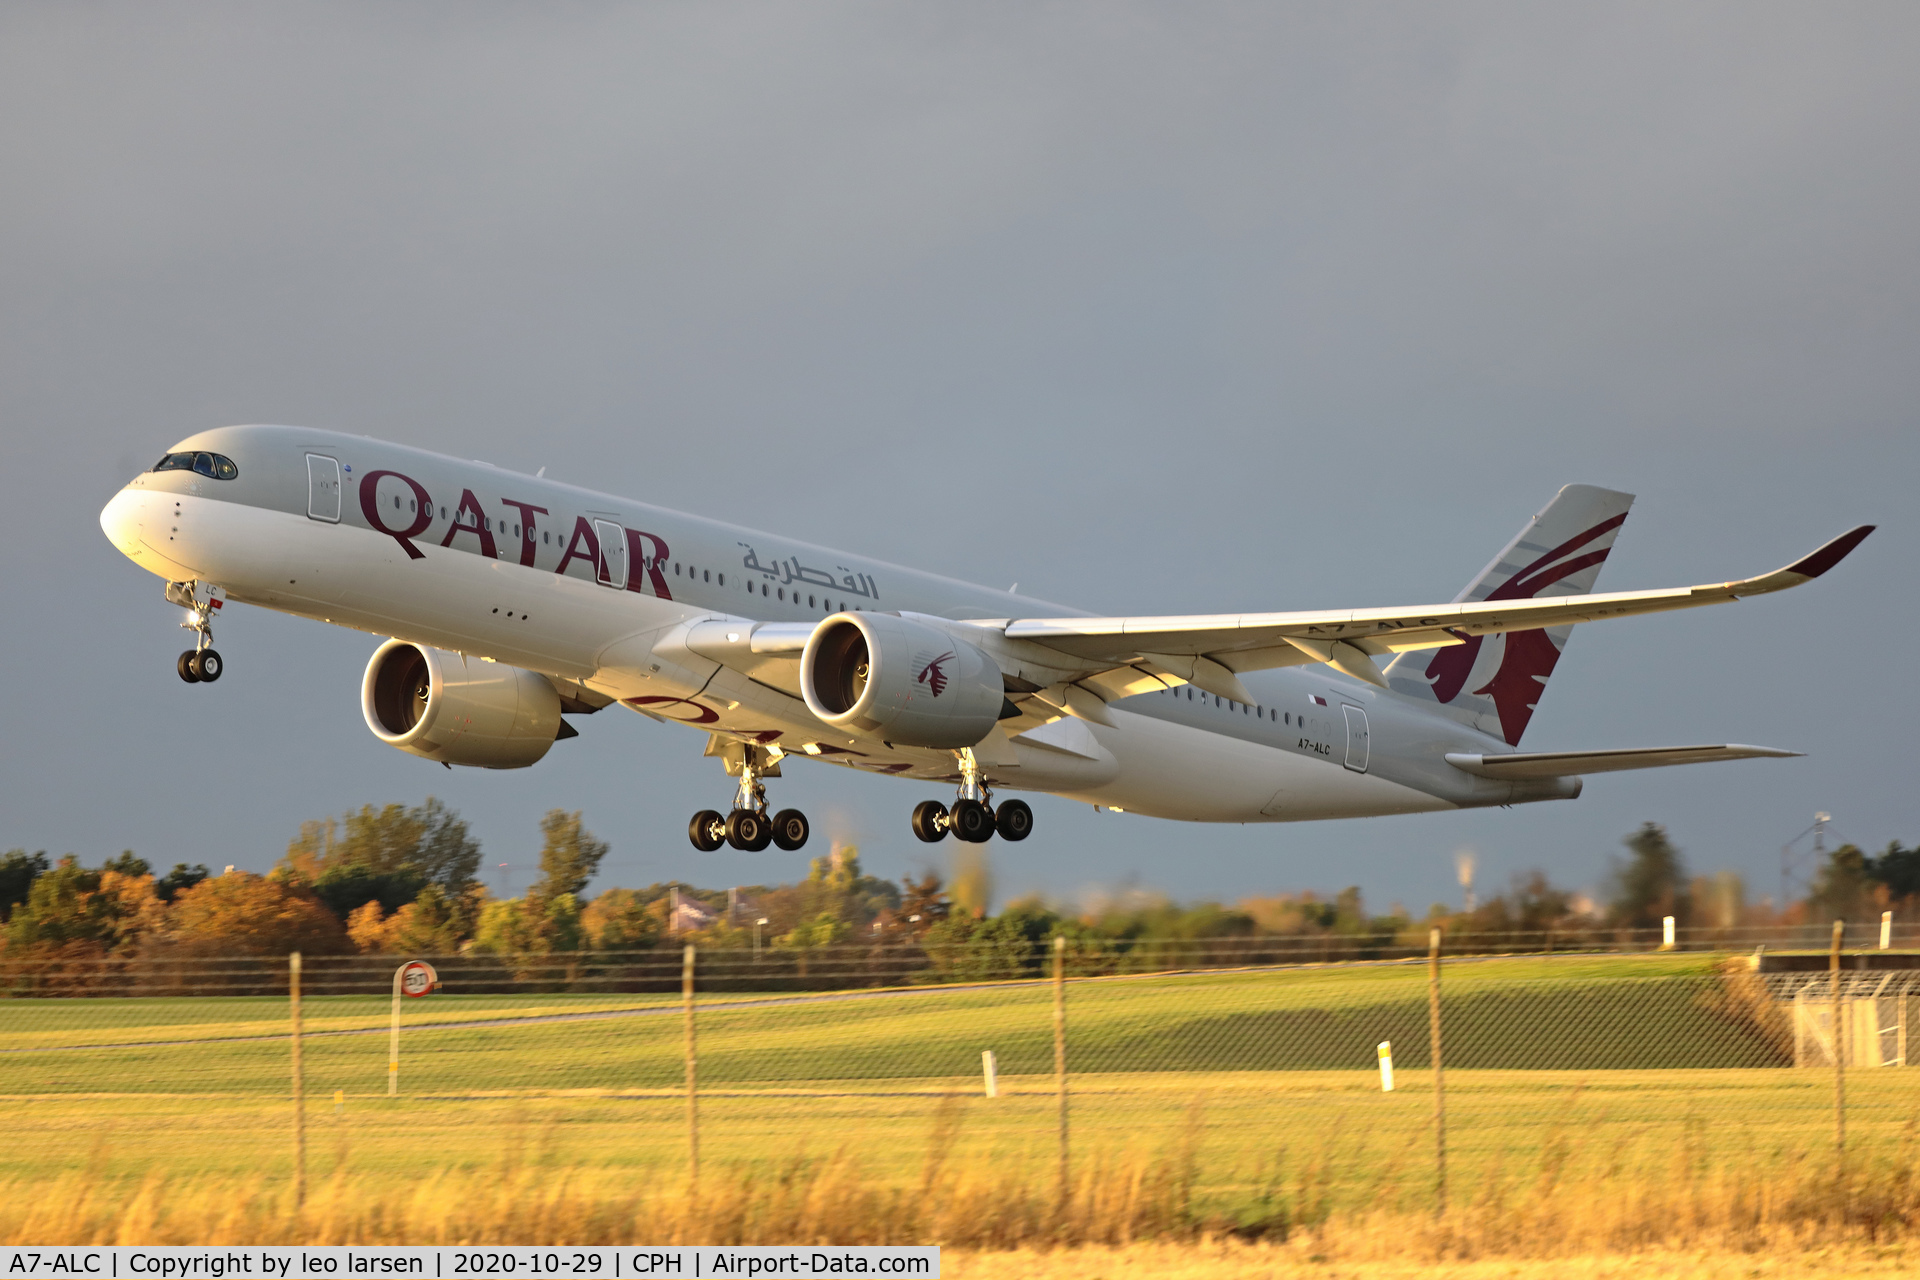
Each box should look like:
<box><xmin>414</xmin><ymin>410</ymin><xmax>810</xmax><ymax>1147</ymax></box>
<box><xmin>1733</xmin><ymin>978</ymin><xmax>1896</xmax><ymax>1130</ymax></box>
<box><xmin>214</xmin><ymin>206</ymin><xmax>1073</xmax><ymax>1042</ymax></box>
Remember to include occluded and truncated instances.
<box><xmin>100</xmin><ymin>426</ymin><xmax>1872</xmax><ymax>852</ymax></box>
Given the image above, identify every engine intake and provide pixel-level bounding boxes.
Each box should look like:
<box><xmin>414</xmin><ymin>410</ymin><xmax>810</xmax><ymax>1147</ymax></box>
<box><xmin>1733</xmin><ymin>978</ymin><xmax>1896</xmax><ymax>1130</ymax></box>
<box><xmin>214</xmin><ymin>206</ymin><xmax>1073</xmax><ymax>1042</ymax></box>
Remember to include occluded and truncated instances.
<box><xmin>801</xmin><ymin>613</ymin><xmax>1005</xmax><ymax>749</ymax></box>
<box><xmin>362</xmin><ymin>640</ymin><xmax>565</xmax><ymax>769</ymax></box>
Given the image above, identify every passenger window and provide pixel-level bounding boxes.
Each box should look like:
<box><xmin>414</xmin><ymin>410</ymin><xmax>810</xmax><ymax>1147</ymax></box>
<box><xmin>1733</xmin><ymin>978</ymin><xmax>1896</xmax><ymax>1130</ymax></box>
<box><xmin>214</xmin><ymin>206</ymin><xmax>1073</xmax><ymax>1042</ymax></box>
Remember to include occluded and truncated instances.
<box><xmin>808</xmin><ymin>595</ymin><xmax>816</xmax><ymax>608</ymax></box>
<box><xmin>393</xmin><ymin>495</ymin><xmax>402</xmax><ymax>509</ymax></box>
<box><xmin>718</xmin><ymin>574</ymin><xmax>725</xmax><ymax>586</ymax></box>
<box><xmin>704</xmin><ymin>570</ymin><xmax>711</xmax><ymax>583</ymax></box>
<box><xmin>778</xmin><ymin>588</ymin><xmax>785</xmax><ymax>601</ymax></box>
<box><xmin>514</xmin><ymin>524</ymin><xmax>520</xmax><ymax>537</ymax></box>
<box><xmin>674</xmin><ymin>564</ymin><xmax>681</xmax><ymax>575</ymax></box>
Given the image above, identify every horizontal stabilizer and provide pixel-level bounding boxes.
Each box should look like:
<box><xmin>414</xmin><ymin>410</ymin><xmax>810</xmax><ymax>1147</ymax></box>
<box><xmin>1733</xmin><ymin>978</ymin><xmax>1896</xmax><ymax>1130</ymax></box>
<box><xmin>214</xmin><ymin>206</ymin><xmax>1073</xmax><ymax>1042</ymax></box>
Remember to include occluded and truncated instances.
<box><xmin>1445</xmin><ymin>743</ymin><xmax>1801</xmax><ymax>780</ymax></box>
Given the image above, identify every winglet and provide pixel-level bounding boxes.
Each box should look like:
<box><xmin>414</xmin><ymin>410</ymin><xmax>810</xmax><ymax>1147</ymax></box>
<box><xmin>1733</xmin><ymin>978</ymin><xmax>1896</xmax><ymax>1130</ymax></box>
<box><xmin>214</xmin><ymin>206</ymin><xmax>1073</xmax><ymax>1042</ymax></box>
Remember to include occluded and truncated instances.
<box><xmin>1786</xmin><ymin>525</ymin><xmax>1875</xmax><ymax>579</ymax></box>
<box><xmin>1723</xmin><ymin>524</ymin><xmax>1875</xmax><ymax>596</ymax></box>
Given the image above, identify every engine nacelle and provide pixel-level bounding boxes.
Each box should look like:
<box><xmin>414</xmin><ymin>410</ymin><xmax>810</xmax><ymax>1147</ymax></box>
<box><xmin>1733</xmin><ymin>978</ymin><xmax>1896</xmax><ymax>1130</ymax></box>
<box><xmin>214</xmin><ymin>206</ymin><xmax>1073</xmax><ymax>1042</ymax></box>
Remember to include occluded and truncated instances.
<box><xmin>362</xmin><ymin>640</ymin><xmax>564</xmax><ymax>769</ymax></box>
<box><xmin>801</xmin><ymin>612</ymin><xmax>1005</xmax><ymax>749</ymax></box>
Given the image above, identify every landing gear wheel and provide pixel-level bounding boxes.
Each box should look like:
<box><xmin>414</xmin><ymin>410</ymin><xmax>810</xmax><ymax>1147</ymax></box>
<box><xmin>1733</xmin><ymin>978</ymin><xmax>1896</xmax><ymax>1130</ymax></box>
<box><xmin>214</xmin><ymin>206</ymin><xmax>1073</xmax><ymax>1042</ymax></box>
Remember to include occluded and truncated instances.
<box><xmin>770</xmin><ymin>809</ymin><xmax>810</xmax><ymax>851</ymax></box>
<box><xmin>912</xmin><ymin>800</ymin><xmax>949</xmax><ymax>843</ymax></box>
<box><xmin>688</xmin><ymin>810</ymin><xmax>726</xmax><ymax>852</ymax></box>
<box><xmin>950</xmin><ymin>798</ymin><xmax>995</xmax><ymax>843</ymax></box>
<box><xmin>177</xmin><ymin>651</ymin><xmax>202</xmax><ymax>683</ymax></box>
<box><xmin>189</xmin><ymin>649</ymin><xmax>223</xmax><ymax>682</ymax></box>
<box><xmin>995</xmin><ymin>799</ymin><xmax>1033</xmax><ymax>842</ymax></box>
<box><xmin>726</xmin><ymin>808</ymin><xmax>772</xmax><ymax>852</ymax></box>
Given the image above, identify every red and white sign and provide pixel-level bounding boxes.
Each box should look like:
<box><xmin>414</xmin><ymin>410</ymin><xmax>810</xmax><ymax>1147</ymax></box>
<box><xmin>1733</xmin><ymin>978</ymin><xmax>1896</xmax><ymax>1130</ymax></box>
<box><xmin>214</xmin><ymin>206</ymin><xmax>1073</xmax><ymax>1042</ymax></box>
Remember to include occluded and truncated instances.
<box><xmin>399</xmin><ymin>961</ymin><xmax>438</xmax><ymax>998</ymax></box>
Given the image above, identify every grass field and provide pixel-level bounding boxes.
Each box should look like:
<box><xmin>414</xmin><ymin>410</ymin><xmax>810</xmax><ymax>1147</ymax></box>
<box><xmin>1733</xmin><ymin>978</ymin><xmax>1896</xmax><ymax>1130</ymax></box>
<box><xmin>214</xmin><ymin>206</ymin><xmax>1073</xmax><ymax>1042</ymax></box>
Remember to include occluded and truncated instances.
<box><xmin>4</xmin><ymin>952</ymin><xmax>1914</xmax><ymax>1249</ymax></box>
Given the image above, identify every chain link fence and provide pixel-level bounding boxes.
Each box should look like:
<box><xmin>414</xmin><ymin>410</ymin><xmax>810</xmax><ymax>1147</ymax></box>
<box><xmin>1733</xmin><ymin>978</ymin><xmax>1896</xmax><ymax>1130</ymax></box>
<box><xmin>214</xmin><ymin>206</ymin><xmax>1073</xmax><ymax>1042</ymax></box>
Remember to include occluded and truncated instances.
<box><xmin>3</xmin><ymin>932</ymin><xmax>1916</xmax><ymax>1227</ymax></box>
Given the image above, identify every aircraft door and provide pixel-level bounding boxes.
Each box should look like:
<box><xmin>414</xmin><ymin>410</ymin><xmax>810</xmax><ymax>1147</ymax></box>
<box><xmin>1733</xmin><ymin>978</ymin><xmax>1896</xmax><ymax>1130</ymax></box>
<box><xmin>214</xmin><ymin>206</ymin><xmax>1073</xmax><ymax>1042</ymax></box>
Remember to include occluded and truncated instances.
<box><xmin>1342</xmin><ymin>705</ymin><xmax>1370</xmax><ymax>773</ymax></box>
<box><xmin>306</xmin><ymin>454</ymin><xmax>341</xmax><ymax>523</ymax></box>
<box><xmin>593</xmin><ymin>519</ymin><xmax>628</xmax><ymax>589</ymax></box>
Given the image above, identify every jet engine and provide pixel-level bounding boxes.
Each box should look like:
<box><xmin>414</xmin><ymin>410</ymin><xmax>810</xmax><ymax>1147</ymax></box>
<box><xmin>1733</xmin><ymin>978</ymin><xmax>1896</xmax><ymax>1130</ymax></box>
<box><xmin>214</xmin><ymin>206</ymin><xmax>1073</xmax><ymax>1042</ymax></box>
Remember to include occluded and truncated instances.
<box><xmin>801</xmin><ymin>612</ymin><xmax>1006</xmax><ymax>749</ymax></box>
<box><xmin>362</xmin><ymin>640</ymin><xmax>567</xmax><ymax>769</ymax></box>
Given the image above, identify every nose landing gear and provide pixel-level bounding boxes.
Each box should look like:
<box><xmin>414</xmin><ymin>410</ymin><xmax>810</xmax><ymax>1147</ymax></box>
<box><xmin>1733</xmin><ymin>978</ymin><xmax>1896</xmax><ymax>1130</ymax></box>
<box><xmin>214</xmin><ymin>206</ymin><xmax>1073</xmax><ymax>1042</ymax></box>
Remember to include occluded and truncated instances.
<box><xmin>167</xmin><ymin>581</ymin><xmax>225</xmax><ymax>684</ymax></box>
<box><xmin>910</xmin><ymin>747</ymin><xmax>1033</xmax><ymax>843</ymax></box>
<box><xmin>687</xmin><ymin>739</ymin><xmax>810</xmax><ymax>852</ymax></box>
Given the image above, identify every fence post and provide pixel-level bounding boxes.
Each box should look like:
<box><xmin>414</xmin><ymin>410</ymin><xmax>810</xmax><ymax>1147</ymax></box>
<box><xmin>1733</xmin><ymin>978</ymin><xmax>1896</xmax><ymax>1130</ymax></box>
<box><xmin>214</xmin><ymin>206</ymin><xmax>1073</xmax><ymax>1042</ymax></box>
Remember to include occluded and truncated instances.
<box><xmin>684</xmin><ymin>942</ymin><xmax>699</xmax><ymax>1192</ymax></box>
<box><xmin>1053</xmin><ymin>934</ymin><xmax>1069</xmax><ymax>1211</ymax></box>
<box><xmin>1831</xmin><ymin>920</ymin><xmax>1845</xmax><ymax>1170</ymax></box>
<box><xmin>290</xmin><ymin>950</ymin><xmax>305</xmax><ymax>1212</ymax></box>
<box><xmin>1429</xmin><ymin>927</ymin><xmax>1445</xmax><ymax>1216</ymax></box>
<box><xmin>389</xmin><ymin>963</ymin><xmax>402</xmax><ymax>1098</ymax></box>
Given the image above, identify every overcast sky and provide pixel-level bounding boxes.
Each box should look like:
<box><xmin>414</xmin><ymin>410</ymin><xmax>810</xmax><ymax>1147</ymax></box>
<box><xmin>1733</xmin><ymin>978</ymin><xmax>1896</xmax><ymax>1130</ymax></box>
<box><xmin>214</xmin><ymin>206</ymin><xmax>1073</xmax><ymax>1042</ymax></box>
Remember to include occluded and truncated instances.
<box><xmin>3</xmin><ymin>3</ymin><xmax>1915</xmax><ymax>917</ymax></box>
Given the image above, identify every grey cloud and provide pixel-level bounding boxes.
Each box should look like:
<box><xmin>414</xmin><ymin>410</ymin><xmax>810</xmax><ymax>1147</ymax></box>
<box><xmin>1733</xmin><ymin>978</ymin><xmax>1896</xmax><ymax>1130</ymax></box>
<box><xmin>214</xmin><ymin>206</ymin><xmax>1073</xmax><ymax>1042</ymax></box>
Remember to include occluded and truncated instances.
<box><xmin>2</xmin><ymin>2</ymin><xmax>1915</xmax><ymax>913</ymax></box>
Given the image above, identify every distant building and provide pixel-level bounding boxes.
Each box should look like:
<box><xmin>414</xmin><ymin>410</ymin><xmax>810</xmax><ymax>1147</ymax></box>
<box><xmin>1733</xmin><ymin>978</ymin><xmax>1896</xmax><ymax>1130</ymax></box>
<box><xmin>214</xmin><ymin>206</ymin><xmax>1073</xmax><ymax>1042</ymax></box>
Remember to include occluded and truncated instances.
<box><xmin>669</xmin><ymin>885</ymin><xmax>718</xmax><ymax>934</ymax></box>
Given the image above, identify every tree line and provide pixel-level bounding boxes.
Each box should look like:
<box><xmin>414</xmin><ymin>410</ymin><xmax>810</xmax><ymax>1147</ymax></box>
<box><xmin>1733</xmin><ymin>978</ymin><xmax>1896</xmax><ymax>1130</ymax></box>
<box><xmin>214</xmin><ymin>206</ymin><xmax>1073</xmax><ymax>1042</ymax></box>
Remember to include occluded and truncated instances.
<box><xmin>1</xmin><ymin>809</ymin><xmax>1911</xmax><ymax>973</ymax></box>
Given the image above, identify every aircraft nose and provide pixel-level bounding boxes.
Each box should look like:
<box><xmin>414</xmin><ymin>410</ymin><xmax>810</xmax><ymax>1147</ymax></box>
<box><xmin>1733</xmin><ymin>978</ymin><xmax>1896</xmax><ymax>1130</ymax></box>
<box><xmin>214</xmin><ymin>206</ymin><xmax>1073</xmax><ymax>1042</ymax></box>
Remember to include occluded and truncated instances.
<box><xmin>100</xmin><ymin>488</ymin><xmax>146</xmax><ymax>556</ymax></box>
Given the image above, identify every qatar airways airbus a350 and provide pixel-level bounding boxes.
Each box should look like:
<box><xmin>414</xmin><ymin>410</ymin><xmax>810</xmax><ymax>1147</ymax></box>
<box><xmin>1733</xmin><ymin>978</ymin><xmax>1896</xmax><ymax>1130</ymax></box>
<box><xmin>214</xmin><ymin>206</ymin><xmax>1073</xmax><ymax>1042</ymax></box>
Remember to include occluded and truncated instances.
<box><xmin>100</xmin><ymin>425</ymin><xmax>1871</xmax><ymax>853</ymax></box>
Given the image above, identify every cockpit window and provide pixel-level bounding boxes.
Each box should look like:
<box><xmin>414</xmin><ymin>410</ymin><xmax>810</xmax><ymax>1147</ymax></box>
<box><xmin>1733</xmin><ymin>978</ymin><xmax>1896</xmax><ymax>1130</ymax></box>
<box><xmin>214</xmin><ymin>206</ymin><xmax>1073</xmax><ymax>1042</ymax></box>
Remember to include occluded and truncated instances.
<box><xmin>153</xmin><ymin>451</ymin><xmax>238</xmax><ymax>480</ymax></box>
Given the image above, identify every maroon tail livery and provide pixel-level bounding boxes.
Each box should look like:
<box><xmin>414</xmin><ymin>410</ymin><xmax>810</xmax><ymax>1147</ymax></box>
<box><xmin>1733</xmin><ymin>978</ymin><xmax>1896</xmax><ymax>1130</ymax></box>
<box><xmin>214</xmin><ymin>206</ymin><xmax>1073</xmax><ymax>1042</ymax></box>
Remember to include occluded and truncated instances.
<box><xmin>1384</xmin><ymin>485</ymin><xmax>1636</xmax><ymax>746</ymax></box>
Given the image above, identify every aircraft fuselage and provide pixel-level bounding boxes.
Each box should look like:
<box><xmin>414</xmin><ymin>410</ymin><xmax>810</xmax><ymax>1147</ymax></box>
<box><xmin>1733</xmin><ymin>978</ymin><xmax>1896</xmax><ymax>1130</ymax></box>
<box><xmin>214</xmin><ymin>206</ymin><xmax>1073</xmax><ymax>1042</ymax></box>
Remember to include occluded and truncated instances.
<box><xmin>100</xmin><ymin>424</ymin><xmax>1605</xmax><ymax>828</ymax></box>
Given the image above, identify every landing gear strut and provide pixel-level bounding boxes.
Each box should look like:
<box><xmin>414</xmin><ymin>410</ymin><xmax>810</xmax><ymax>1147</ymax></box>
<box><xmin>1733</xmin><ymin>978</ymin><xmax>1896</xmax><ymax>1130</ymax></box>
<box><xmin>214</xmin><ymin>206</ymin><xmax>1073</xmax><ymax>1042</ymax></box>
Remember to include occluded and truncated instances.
<box><xmin>910</xmin><ymin>747</ymin><xmax>1033</xmax><ymax>844</ymax></box>
<box><xmin>167</xmin><ymin>581</ymin><xmax>225</xmax><ymax>684</ymax></box>
<box><xmin>688</xmin><ymin>738</ymin><xmax>810</xmax><ymax>852</ymax></box>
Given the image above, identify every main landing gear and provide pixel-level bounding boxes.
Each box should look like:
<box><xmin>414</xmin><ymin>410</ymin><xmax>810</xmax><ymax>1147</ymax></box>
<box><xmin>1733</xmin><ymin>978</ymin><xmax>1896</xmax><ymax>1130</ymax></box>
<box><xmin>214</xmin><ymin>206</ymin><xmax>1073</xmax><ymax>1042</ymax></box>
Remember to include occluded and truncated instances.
<box><xmin>911</xmin><ymin>747</ymin><xmax>1033</xmax><ymax>844</ymax></box>
<box><xmin>168</xmin><ymin>581</ymin><xmax>225</xmax><ymax>684</ymax></box>
<box><xmin>688</xmin><ymin>739</ymin><xmax>810</xmax><ymax>853</ymax></box>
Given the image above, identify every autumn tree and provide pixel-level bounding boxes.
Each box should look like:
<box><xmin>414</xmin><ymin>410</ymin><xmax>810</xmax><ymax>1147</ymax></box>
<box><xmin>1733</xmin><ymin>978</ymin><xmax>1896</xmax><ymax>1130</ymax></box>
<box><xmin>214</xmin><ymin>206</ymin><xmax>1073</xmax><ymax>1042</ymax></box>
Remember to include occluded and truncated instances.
<box><xmin>345</xmin><ymin>882</ymin><xmax>477</xmax><ymax>955</ymax></box>
<box><xmin>166</xmin><ymin>872</ymin><xmax>348</xmax><ymax>956</ymax></box>
<box><xmin>889</xmin><ymin>872</ymin><xmax>949</xmax><ymax>938</ymax></box>
<box><xmin>581</xmin><ymin>888</ymin><xmax>666</xmax><ymax>950</ymax></box>
<box><xmin>5</xmin><ymin>856</ymin><xmax>163</xmax><ymax>953</ymax></box>
<box><xmin>280</xmin><ymin>798</ymin><xmax>481</xmax><ymax>918</ymax></box>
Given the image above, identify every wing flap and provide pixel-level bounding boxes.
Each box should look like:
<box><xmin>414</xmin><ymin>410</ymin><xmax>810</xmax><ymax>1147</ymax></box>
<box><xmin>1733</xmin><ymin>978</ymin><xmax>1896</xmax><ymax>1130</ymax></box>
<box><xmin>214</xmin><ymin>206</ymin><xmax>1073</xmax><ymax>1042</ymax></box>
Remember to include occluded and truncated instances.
<box><xmin>1446</xmin><ymin>744</ymin><xmax>1802</xmax><ymax>779</ymax></box>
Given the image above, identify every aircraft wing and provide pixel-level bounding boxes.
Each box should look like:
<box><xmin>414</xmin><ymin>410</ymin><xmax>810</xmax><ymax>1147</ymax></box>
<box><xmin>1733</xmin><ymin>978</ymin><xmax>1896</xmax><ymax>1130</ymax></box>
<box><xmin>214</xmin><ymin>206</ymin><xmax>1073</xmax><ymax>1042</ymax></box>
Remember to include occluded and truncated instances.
<box><xmin>1445</xmin><ymin>743</ymin><xmax>1801</xmax><ymax>779</ymax></box>
<box><xmin>989</xmin><ymin>525</ymin><xmax>1873</xmax><ymax>700</ymax></box>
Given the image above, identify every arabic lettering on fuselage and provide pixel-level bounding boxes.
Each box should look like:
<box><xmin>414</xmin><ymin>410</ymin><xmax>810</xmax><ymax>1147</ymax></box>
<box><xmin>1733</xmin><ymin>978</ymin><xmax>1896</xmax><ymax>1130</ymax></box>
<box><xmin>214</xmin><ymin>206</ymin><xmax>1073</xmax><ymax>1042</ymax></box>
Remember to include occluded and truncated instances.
<box><xmin>738</xmin><ymin>542</ymin><xmax>878</xmax><ymax>600</ymax></box>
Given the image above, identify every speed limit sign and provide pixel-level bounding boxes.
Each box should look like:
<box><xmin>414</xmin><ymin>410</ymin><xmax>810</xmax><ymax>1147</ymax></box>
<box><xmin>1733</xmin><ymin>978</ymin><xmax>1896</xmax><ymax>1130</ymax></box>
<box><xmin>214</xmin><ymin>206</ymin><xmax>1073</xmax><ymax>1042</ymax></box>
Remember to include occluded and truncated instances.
<box><xmin>399</xmin><ymin>960</ymin><xmax>439</xmax><ymax>998</ymax></box>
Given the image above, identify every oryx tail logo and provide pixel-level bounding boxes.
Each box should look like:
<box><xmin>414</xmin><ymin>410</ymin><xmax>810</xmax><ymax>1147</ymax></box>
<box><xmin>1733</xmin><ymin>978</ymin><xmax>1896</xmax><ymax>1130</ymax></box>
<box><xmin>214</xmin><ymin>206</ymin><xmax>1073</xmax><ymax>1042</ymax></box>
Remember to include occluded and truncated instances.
<box><xmin>1425</xmin><ymin>512</ymin><xmax>1626</xmax><ymax>745</ymax></box>
<box><xmin>914</xmin><ymin>651</ymin><xmax>956</xmax><ymax>697</ymax></box>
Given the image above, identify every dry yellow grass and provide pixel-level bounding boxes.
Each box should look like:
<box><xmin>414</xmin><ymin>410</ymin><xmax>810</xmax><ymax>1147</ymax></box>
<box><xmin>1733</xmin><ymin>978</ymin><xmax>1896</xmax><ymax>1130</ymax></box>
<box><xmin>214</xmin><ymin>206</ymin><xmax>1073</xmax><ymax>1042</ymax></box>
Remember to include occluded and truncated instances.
<box><xmin>7</xmin><ymin>1131</ymin><xmax>1920</xmax><ymax>1266</ymax></box>
<box><xmin>945</xmin><ymin>1242</ymin><xmax>1920</xmax><ymax>1278</ymax></box>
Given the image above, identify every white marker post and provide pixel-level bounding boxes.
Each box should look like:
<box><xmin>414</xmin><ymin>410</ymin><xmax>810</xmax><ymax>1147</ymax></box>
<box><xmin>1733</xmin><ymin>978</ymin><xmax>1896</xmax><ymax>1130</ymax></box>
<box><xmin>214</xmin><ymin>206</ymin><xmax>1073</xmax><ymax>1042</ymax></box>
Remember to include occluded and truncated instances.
<box><xmin>1661</xmin><ymin>916</ymin><xmax>1676</xmax><ymax>950</ymax></box>
<box><xmin>1883</xmin><ymin>911</ymin><xmax>1894</xmax><ymax>951</ymax></box>
<box><xmin>982</xmin><ymin>1049</ymin><xmax>999</xmax><ymax>1098</ymax></box>
<box><xmin>1377</xmin><ymin>1041</ymin><xmax>1395</xmax><ymax>1092</ymax></box>
<box><xmin>390</xmin><ymin>960</ymin><xmax>440</xmax><ymax>1097</ymax></box>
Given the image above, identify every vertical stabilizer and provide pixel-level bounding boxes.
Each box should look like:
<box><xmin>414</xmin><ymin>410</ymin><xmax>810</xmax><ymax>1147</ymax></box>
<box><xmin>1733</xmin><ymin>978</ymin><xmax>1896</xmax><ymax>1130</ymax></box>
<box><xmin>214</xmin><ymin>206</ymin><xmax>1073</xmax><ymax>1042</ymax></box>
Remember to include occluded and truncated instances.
<box><xmin>1384</xmin><ymin>484</ymin><xmax>1635</xmax><ymax>746</ymax></box>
